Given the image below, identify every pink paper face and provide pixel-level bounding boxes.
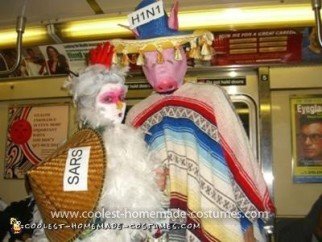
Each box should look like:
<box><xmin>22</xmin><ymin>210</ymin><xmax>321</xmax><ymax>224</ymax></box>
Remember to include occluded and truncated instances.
<box><xmin>95</xmin><ymin>83</ymin><xmax>126</xmax><ymax>124</ymax></box>
<box><xmin>143</xmin><ymin>47</ymin><xmax>187</xmax><ymax>93</ymax></box>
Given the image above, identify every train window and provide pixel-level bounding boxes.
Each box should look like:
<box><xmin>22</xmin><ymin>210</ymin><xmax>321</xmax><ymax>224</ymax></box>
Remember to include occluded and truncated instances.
<box><xmin>231</xmin><ymin>95</ymin><xmax>258</xmax><ymax>158</ymax></box>
<box><xmin>233</xmin><ymin>101</ymin><xmax>250</xmax><ymax>137</ymax></box>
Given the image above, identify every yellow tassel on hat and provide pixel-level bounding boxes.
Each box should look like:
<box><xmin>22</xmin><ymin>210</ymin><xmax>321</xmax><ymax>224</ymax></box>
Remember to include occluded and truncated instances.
<box><xmin>174</xmin><ymin>46</ymin><xmax>182</xmax><ymax>61</ymax></box>
<box><xmin>190</xmin><ymin>39</ymin><xmax>197</xmax><ymax>50</ymax></box>
<box><xmin>157</xmin><ymin>51</ymin><xmax>164</xmax><ymax>64</ymax></box>
<box><xmin>136</xmin><ymin>51</ymin><xmax>145</xmax><ymax>66</ymax></box>
<box><xmin>122</xmin><ymin>53</ymin><xmax>129</xmax><ymax>66</ymax></box>
<box><xmin>188</xmin><ymin>39</ymin><xmax>204</xmax><ymax>59</ymax></box>
<box><xmin>202</xmin><ymin>53</ymin><xmax>212</xmax><ymax>61</ymax></box>
<box><xmin>189</xmin><ymin>47</ymin><xmax>201</xmax><ymax>59</ymax></box>
<box><xmin>188</xmin><ymin>48</ymin><xmax>195</xmax><ymax>59</ymax></box>
<box><xmin>201</xmin><ymin>43</ymin><xmax>213</xmax><ymax>61</ymax></box>
<box><xmin>204</xmin><ymin>31</ymin><xmax>215</xmax><ymax>45</ymax></box>
<box><xmin>201</xmin><ymin>43</ymin><xmax>211</xmax><ymax>56</ymax></box>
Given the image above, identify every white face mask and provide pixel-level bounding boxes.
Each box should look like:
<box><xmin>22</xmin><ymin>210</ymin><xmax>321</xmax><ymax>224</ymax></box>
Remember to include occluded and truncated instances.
<box><xmin>95</xmin><ymin>83</ymin><xmax>127</xmax><ymax>125</ymax></box>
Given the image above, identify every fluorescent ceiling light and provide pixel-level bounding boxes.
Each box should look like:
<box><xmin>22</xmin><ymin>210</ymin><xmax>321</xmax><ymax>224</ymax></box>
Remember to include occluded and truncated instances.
<box><xmin>179</xmin><ymin>4</ymin><xmax>313</xmax><ymax>31</ymax></box>
<box><xmin>60</xmin><ymin>3</ymin><xmax>314</xmax><ymax>41</ymax></box>
<box><xmin>60</xmin><ymin>16</ymin><xmax>129</xmax><ymax>39</ymax></box>
<box><xmin>0</xmin><ymin>26</ymin><xmax>49</xmax><ymax>48</ymax></box>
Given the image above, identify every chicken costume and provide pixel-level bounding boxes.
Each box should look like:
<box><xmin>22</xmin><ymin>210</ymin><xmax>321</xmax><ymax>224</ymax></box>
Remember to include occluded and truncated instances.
<box><xmin>28</xmin><ymin>42</ymin><xmax>165</xmax><ymax>242</ymax></box>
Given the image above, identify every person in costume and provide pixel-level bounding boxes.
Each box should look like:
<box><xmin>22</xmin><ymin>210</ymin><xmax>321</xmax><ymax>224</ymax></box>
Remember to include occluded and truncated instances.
<box><xmin>111</xmin><ymin>0</ymin><xmax>275</xmax><ymax>241</ymax></box>
<box><xmin>28</xmin><ymin>42</ymin><xmax>165</xmax><ymax>242</ymax></box>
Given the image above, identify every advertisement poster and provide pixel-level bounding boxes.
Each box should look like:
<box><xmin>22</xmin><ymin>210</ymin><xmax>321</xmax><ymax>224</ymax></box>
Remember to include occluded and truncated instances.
<box><xmin>211</xmin><ymin>29</ymin><xmax>302</xmax><ymax>65</ymax></box>
<box><xmin>290</xmin><ymin>96</ymin><xmax>322</xmax><ymax>183</ymax></box>
<box><xmin>0</xmin><ymin>41</ymin><xmax>102</xmax><ymax>78</ymax></box>
<box><xmin>20</xmin><ymin>47</ymin><xmax>47</xmax><ymax>76</ymax></box>
<box><xmin>4</xmin><ymin>104</ymin><xmax>69</xmax><ymax>179</ymax></box>
<box><xmin>39</xmin><ymin>41</ymin><xmax>100</xmax><ymax>76</ymax></box>
<box><xmin>38</xmin><ymin>45</ymin><xmax>70</xmax><ymax>75</ymax></box>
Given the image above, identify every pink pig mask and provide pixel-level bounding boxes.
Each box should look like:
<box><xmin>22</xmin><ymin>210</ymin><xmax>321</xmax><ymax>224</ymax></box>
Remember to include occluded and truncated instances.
<box><xmin>142</xmin><ymin>47</ymin><xmax>187</xmax><ymax>93</ymax></box>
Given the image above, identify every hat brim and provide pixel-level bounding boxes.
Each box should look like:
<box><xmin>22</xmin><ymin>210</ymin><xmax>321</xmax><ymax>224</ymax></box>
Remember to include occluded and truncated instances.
<box><xmin>28</xmin><ymin>128</ymin><xmax>106</xmax><ymax>242</ymax></box>
<box><xmin>111</xmin><ymin>30</ymin><xmax>213</xmax><ymax>54</ymax></box>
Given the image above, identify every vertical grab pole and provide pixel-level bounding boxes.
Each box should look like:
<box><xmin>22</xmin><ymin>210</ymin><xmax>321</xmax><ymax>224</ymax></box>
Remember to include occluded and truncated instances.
<box><xmin>312</xmin><ymin>0</ymin><xmax>322</xmax><ymax>47</ymax></box>
<box><xmin>0</xmin><ymin>16</ymin><xmax>26</xmax><ymax>76</ymax></box>
<box><xmin>0</xmin><ymin>0</ymin><xmax>28</xmax><ymax>76</ymax></box>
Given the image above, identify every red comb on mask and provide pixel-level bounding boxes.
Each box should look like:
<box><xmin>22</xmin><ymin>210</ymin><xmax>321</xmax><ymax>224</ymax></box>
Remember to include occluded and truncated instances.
<box><xmin>89</xmin><ymin>42</ymin><xmax>115</xmax><ymax>69</ymax></box>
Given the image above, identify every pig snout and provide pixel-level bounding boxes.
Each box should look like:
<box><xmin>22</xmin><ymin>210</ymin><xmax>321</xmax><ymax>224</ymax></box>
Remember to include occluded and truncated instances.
<box><xmin>155</xmin><ymin>80</ymin><xmax>178</xmax><ymax>93</ymax></box>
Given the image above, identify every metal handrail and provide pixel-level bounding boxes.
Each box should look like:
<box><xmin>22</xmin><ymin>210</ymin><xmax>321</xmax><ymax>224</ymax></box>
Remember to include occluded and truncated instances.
<box><xmin>0</xmin><ymin>16</ymin><xmax>26</xmax><ymax>76</ymax></box>
<box><xmin>312</xmin><ymin>0</ymin><xmax>322</xmax><ymax>47</ymax></box>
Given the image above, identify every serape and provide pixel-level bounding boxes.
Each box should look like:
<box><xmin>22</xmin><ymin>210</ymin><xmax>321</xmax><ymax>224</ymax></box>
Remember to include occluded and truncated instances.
<box><xmin>126</xmin><ymin>83</ymin><xmax>275</xmax><ymax>242</ymax></box>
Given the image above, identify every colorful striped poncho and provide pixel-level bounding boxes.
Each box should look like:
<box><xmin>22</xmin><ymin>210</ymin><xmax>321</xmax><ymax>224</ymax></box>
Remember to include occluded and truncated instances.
<box><xmin>126</xmin><ymin>83</ymin><xmax>275</xmax><ymax>242</ymax></box>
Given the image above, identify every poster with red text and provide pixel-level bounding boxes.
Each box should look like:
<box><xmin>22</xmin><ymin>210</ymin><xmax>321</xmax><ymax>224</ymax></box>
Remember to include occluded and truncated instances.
<box><xmin>211</xmin><ymin>29</ymin><xmax>302</xmax><ymax>65</ymax></box>
<box><xmin>4</xmin><ymin>104</ymin><xmax>69</xmax><ymax>179</ymax></box>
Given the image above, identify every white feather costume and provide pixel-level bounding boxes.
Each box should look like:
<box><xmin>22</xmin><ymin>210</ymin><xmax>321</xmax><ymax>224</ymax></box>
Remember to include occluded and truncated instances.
<box><xmin>80</xmin><ymin>124</ymin><xmax>165</xmax><ymax>242</ymax></box>
<box><xmin>31</xmin><ymin>64</ymin><xmax>166</xmax><ymax>242</ymax></box>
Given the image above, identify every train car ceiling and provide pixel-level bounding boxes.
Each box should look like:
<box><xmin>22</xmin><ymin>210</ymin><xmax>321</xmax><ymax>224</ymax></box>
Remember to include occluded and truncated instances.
<box><xmin>0</xmin><ymin>0</ymin><xmax>316</xmax><ymax>48</ymax></box>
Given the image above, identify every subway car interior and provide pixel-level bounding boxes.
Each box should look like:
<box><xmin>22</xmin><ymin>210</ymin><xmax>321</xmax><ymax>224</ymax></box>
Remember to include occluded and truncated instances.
<box><xmin>0</xmin><ymin>0</ymin><xmax>321</xmax><ymax>241</ymax></box>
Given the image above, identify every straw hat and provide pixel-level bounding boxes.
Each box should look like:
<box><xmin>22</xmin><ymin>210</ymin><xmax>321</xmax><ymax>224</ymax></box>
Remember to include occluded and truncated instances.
<box><xmin>110</xmin><ymin>0</ymin><xmax>214</xmax><ymax>65</ymax></box>
<box><xmin>27</xmin><ymin>128</ymin><xmax>106</xmax><ymax>242</ymax></box>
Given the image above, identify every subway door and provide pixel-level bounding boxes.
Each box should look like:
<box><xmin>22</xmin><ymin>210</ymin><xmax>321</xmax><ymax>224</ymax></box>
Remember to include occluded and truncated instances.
<box><xmin>270</xmin><ymin>65</ymin><xmax>322</xmax><ymax>235</ymax></box>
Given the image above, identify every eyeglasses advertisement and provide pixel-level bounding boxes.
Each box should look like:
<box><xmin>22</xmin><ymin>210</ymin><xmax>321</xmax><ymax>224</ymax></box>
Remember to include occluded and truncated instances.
<box><xmin>291</xmin><ymin>95</ymin><xmax>322</xmax><ymax>183</ymax></box>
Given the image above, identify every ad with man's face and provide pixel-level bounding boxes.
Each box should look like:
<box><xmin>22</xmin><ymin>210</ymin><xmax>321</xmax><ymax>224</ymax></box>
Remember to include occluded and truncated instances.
<box><xmin>291</xmin><ymin>96</ymin><xmax>322</xmax><ymax>183</ymax></box>
<box><xmin>298</xmin><ymin>122</ymin><xmax>322</xmax><ymax>162</ymax></box>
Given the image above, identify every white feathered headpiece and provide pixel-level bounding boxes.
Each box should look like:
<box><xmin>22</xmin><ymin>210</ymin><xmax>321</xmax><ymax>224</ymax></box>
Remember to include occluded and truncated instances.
<box><xmin>65</xmin><ymin>42</ymin><xmax>129</xmax><ymax>128</ymax></box>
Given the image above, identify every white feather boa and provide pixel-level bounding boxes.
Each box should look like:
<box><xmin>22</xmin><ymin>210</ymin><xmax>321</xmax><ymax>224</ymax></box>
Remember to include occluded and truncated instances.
<box><xmin>31</xmin><ymin>124</ymin><xmax>165</xmax><ymax>242</ymax></box>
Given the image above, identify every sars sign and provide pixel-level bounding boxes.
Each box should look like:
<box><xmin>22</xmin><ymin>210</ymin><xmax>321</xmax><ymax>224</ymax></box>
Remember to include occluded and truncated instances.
<box><xmin>63</xmin><ymin>147</ymin><xmax>91</xmax><ymax>191</ymax></box>
<box><xmin>128</xmin><ymin>1</ymin><xmax>164</xmax><ymax>29</ymax></box>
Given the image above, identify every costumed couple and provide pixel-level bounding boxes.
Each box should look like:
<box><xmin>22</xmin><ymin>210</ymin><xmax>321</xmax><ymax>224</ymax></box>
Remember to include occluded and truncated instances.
<box><xmin>27</xmin><ymin>0</ymin><xmax>275</xmax><ymax>241</ymax></box>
